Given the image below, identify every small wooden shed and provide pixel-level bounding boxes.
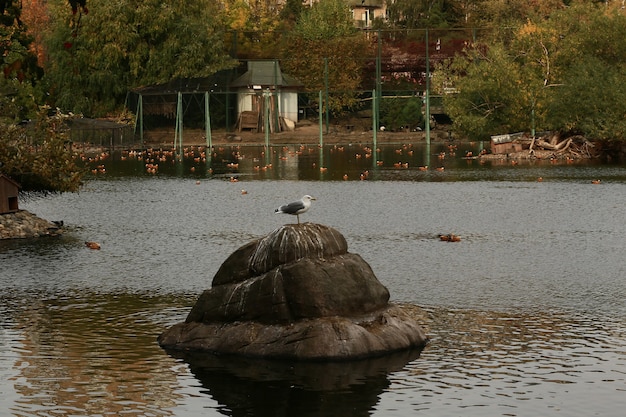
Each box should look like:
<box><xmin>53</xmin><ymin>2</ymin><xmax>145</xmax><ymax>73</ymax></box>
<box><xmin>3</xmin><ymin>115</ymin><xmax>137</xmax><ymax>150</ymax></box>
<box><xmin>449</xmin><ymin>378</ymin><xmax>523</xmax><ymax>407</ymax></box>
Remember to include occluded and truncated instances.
<box><xmin>0</xmin><ymin>174</ymin><xmax>19</xmax><ymax>214</ymax></box>
<box><xmin>231</xmin><ymin>60</ymin><xmax>302</xmax><ymax>132</ymax></box>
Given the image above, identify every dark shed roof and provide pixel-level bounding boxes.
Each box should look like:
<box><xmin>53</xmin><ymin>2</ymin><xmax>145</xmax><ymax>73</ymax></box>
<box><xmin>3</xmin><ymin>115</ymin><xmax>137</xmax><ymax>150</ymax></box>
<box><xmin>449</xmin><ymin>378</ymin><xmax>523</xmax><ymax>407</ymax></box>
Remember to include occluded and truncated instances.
<box><xmin>230</xmin><ymin>61</ymin><xmax>302</xmax><ymax>88</ymax></box>
<box><xmin>132</xmin><ymin>70</ymin><xmax>236</xmax><ymax>95</ymax></box>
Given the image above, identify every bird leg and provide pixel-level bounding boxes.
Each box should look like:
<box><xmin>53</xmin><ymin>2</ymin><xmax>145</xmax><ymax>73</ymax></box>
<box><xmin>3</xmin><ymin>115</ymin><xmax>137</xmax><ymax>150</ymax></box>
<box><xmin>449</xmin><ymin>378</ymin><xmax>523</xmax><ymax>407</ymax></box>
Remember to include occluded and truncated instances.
<box><xmin>297</xmin><ymin>214</ymin><xmax>300</xmax><ymax>224</ymax></box>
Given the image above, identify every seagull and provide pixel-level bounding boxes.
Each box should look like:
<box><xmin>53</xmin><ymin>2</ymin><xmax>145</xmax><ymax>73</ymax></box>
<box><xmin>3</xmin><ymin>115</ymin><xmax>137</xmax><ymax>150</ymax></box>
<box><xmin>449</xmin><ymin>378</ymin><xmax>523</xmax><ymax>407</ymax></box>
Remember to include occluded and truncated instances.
<box><xmin>275</xmin><ymin>195</ymin><xmax>316</xmax><ymax>224</ymax></box>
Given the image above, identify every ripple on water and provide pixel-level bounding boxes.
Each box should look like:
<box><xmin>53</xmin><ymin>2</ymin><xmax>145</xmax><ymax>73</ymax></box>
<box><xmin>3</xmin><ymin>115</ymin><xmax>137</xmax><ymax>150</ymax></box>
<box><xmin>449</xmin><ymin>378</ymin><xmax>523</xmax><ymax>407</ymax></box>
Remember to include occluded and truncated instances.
<box><xmin>2</xmin><ymin>165</ymin><xmax>626</xmax><ymax>416</ymax></box>
<box><xmin>377</xmin><ymin>307</ymin><xmax>626</xmax><ymax>416</ymax></box>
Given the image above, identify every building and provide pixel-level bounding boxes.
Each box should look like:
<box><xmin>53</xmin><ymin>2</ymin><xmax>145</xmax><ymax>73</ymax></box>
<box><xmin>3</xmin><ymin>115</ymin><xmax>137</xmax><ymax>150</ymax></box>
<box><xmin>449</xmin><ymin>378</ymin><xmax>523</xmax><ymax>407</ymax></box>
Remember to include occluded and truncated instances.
<box><xmin>0</xmin><ymin>174</ymin><xmax>19</xmax><ymax>214</ymax></box>
<box><xmin>230</xmin><ymin>60</ymin><xmax>302</xmax><ymax>132</ymax></box>
<box><xmin>347</xmin><ymin>0</ymin><xmax>387</xmax><ymax>28</ymax></box>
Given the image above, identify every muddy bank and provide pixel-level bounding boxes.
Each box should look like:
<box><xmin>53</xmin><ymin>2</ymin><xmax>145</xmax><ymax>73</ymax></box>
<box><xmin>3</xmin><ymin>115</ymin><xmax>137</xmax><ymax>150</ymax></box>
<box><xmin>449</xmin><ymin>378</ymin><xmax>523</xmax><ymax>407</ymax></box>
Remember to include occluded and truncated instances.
<box><xmin>140</xmin><ymin>123</ymin><xmax>454</xmax><ymax>147</ymax></box>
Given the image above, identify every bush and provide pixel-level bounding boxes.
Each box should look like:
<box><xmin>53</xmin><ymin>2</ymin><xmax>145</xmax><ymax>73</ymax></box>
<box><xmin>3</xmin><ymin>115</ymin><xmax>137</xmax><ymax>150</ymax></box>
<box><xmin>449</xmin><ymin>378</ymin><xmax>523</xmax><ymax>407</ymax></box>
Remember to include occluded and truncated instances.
<box><xmin>379</xmin><ymin>96</ymin><xmax>424</xmax><ymax>131</ymax></box>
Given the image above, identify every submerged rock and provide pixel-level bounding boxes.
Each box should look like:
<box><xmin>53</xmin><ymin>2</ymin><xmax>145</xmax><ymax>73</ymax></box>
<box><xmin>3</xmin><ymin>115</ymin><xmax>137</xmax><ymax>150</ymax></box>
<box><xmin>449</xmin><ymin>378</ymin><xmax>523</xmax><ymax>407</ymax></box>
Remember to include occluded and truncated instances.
<box><xmin>158</xmin><ymin>223</ymin><xmax>428</xmax><ymax>360</ymax></box>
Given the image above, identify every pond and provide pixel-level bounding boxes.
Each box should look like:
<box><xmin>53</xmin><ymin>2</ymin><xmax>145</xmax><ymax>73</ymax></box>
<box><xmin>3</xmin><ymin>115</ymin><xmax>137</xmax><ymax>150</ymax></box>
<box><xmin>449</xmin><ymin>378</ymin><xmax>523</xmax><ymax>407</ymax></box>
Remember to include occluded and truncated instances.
<box><xmin>1</xmin><ymin>143</ymin><xmax>625</xmax><ymax>416</ymax></box>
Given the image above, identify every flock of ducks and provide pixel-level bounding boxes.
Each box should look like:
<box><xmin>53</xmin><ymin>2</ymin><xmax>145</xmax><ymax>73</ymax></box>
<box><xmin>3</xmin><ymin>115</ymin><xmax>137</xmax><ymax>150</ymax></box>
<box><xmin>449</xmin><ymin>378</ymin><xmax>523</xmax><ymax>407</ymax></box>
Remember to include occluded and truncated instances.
<box><xmin>81</xmin><ymin>142</ymin><xmax>602</xmax><ymax>184</ymax></box>
<box><xmin>77</xmin><ymin>143</ymin><xmax>601</xmax><ymax>246</ymax></box>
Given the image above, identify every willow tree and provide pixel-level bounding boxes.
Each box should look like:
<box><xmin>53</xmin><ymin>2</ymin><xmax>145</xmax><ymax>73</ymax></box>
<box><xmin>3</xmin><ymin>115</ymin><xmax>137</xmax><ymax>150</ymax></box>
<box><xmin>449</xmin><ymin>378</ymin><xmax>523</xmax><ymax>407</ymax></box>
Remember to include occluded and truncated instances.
<box><xmin>42</xmin><ymin>0</ymin><xmax>235</xmax><ymax>116</ymax></box>
<box><xmin>279</xmin><ymin>0</ymin><xmax>369</xmax><ymax>116</ymax></box>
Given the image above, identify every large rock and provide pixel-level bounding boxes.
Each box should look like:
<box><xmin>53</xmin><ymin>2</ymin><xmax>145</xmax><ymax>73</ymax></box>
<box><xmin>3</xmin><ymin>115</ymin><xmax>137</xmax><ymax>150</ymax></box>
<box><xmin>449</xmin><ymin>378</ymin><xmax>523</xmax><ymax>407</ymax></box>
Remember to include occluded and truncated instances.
<box><xmin>158</xmin><ymin>223</ymin><xmax>428</xmax><ymax>360</ymax></box>
<box><xmin>0</xmin><ymin>210</ymin><xmax>63</xmax><ymax>239</ymax></box>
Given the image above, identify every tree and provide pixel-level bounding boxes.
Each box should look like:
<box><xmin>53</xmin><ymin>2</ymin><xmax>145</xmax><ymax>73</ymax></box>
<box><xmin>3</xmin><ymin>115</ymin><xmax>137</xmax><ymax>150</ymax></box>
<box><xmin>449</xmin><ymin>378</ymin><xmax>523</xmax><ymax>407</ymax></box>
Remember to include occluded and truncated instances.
<box><xmin>223</xmin><ymin>0</ymin><xmax>285</xmax><ymax>59</ymax></box>
<box><xmin>21</xmin><ymin>0</ymin><xmax>49</xmax><ymax>67</ymax></box>
<box><xmin>546</xmin><ymin>59</ymin><xmax>626</xmax><ymax>140</ymax></box>
<box><xmin>470</xmin><ymin>0</ymin><xmax>565</xmax><ymax>29</ymax></box>
<box><xmin>387</xmin><ymin>0</ymin><xmax>459</xmax><ymax>29</ymax></box>
<box><xmin>379</xmin><ymin>97</ymin><xmax>425</xmax><ymax>131</ymax></box>
<box><xmin>543</xmin><ymin>4</ymin><xmax>626</xmax><ymax>139</ymax></box>
<box><xmin>1</xmin><ymin>0</ymin><xmax>44</xmax><ymax>121</ymax></box>
<box><xmin>280</xmin><ymin>0</ymin><xmax>369</xmax><ymax>116</ymax></box>
<box><xmin>434</xmin><ymin>43</ymin><xmax>532</xmax><ymax>140</ymax></box>
<box><xmin>278</xmin><ymin>0</ymin><xmax>303</xmax><ymax>28</ymax></box>
<box><xmin>42</xmin><ymin>0</ymin><xmax>235</xmax><ymax>117</ymax></box>
<box><xmin>0</xmin><ymin>108</ymin><xmax>84</xmax><ymax>192</ymax></box>
<box><xmin>0</xmin><ymin>2</ymin><xmax>83</xmax><ymax>193</ymax></box>
<box><xmin>436</xmin><ymin>1</ymin><xmax>626</xmax><ymax>141</ymax></box>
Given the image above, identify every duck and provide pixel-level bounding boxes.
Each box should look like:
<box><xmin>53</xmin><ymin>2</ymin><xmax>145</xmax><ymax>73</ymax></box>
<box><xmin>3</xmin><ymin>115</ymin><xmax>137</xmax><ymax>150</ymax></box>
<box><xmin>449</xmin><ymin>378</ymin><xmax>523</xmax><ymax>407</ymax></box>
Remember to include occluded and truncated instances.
<box><xmin>85</xmin><ymin>241</ymin><xmax>101</xmax><ymax>250</ymax></box>
<box><xmin>439</xmin><ymin>234</ymin><xmax>461</xmax><ymax>242</ymax></box>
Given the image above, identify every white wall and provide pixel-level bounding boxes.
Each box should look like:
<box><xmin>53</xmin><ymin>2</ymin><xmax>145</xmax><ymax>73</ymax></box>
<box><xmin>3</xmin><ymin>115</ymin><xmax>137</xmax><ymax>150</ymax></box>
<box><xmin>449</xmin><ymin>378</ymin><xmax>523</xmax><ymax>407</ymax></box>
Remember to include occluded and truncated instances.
<box><xmin>237</xmin><ymin>89</ymin><xmax>299</xmax><ymax>123</ymax></box>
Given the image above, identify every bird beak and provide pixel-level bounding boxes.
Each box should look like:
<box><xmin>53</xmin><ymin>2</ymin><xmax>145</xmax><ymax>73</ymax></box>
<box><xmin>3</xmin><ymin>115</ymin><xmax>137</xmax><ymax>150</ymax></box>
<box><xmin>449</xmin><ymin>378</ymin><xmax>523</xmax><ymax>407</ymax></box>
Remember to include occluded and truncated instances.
<box><xmin>311</xmin><ymin>197</ymin><xmax>317</xmax><ymax>200</ymax></box>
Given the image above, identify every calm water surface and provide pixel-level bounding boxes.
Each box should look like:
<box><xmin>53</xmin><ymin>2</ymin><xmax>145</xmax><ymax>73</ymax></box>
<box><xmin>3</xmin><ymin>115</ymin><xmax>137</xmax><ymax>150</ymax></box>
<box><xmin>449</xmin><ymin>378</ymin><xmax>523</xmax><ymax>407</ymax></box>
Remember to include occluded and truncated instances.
<box><xmin>1</xmin><ymin>143</ymin><xmax>625</xmax><ymax>416</ymax></box>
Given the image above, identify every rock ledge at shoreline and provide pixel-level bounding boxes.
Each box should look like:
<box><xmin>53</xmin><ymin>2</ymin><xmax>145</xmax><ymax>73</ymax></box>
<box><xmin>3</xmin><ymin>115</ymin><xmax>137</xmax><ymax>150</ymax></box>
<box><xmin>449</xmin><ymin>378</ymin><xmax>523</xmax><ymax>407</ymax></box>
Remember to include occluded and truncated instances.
<box><xmin>0</xmin><ymin>210</ymin><xmax>63</xmax><ymax>239</ymax></box>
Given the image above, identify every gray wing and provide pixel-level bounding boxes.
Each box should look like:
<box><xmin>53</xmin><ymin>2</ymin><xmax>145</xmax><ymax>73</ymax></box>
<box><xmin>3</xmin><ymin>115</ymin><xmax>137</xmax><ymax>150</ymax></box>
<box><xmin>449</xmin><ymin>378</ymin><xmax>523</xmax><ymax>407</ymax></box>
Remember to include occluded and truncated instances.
<box><xmin>278</xmin><ymin>200</ymin><xmax>305</xmax><ymax>214</ymax></box>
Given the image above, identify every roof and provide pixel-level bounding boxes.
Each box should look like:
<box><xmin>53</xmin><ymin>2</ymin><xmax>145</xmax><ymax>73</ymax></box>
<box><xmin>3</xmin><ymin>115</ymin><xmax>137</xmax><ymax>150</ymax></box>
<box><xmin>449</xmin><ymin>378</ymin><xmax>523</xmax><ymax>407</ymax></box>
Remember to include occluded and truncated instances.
<box><xmin>132</xmin><ymin>70</ymin><xmax>235</xmax><ymax>95</ymax></box>
<box><xmin>0</xmin><ymin>173</ymin><xmax>20</xmax><ymax>189</ymax></box>
<box><xmin>230</xmin><ymin>61</ymin><xmax>302</xmax><ymax>89</ymax></box>
<box><xmin>347</xmin><ymin>0</ymin><xmax>384</xmax><ymax>6</ymax></box>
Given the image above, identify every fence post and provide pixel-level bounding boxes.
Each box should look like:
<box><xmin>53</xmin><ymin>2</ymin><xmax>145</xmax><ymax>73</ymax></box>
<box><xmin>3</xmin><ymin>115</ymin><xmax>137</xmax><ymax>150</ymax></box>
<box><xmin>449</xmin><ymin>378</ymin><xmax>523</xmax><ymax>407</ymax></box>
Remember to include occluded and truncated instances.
<box><xmin>372</xmin><ymin>89</ymin><xmax>377</xmax><ymax>149</ymax></box>
<box><xmin>134</xmin><ymin>94</ymin><xmax>144</xmax><ymax>146</ymax></box>
<box><xmin>205</xmin><ymin>92</ymin><xmax>212</xmax><ymax>149</ymax></box>
<box><xmin>319</xmin><ymin>90</ymin><xmax>323</xmax><ymax>148</ymax></box>
<box><xmin>425</xmin><ymin>29</ymin><xmax>431</xmax><ymax>146</ymax></box>
<box><xmin>324</xmin><ymin>57</ymin><xmax>329</xmax><ymax>134</ymax></box>
<box><xmin>264</xmin><ymin>89</ymin><xmax>270</xmax><ymax>163</ymax></box>
<box><xmin>174</xmin><ymin>92</ymin><xmax>183</xmax><ymax>155</ymax></box>
<box><xmin>376</xmin><ymin>30</ymin><xmax>381</xmax><ymax>135</ymax></box>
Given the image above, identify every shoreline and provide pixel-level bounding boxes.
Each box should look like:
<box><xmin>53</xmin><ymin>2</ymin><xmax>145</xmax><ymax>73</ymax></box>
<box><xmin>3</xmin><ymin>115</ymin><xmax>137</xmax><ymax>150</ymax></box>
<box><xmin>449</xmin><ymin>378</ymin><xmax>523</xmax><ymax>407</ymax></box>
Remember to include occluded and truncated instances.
<box><xmin>134</xmin><ymin>124</ymin><xmax>455</xmax><ymax>148</ymax></box>
<box><xmin>0</xmin><ymin>210</ymin><xmax>63</xmax><ymax>240</ymax></box>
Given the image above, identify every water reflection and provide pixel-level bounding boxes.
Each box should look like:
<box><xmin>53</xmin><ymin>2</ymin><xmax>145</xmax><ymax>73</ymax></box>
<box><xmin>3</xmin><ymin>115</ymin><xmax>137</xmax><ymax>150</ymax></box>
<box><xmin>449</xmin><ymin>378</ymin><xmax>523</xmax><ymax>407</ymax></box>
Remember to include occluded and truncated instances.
<box><xmin>1</xmin><ymin>288</ymin><xmax>624</xmax><ymax>416</ymax></box>
<box><xmin>169</xmin><ymin>349</ymin><xmax>424</xmax><ymax>417</ymax></box>
<box><xmin>96</xmin><ymin>143</ymin><xmax>626</xmax><ymax>183</ymax></box>
<box><xmin>4</xmin><ymin>292</ymin><xmax>188</xmax><ymax>416</ymax></box>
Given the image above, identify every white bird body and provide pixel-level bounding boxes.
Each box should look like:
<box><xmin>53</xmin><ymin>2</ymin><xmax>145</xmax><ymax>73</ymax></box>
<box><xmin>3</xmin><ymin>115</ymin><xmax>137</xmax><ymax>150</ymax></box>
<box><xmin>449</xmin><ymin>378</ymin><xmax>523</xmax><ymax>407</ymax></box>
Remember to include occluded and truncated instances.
<box><xmin>275</xmin><ymin>195</ymin><xmax>315</xmax><ymax>224</ymax></box>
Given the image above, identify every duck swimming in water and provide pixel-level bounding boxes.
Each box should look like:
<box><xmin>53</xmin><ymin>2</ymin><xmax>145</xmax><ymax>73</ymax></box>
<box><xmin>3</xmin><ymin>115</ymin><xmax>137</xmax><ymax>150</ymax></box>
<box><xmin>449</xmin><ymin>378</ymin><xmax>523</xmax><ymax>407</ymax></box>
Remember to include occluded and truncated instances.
<box><xmin>439</xmin><ymin>234</ymin><xmax>461</xmax><ymax>242</ymax></box>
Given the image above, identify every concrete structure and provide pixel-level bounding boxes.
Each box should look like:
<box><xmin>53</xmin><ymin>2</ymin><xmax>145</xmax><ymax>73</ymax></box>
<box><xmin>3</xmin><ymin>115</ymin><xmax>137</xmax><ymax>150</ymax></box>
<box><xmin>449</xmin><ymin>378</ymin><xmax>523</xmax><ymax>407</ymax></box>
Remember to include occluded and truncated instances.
<box><xmin>491</xmin><ymin>133</ymin><xmax>525</xmax><ymax>154</ymax></box>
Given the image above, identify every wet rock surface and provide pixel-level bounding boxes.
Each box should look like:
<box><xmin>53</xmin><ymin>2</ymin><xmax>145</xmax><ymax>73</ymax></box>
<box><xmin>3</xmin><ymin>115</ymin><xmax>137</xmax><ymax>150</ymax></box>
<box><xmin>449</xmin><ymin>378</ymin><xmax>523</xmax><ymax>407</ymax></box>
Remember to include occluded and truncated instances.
<box><xmin>0</xmin><ymin>210</ymin><xmax>63</xmax><ymax>239</ymax></box>
<box><xmin>158</xmin><ymin>223</ymin><xmax>429</xmax><ymax>360</ymax></box>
